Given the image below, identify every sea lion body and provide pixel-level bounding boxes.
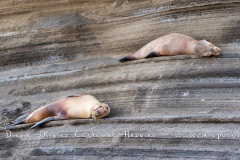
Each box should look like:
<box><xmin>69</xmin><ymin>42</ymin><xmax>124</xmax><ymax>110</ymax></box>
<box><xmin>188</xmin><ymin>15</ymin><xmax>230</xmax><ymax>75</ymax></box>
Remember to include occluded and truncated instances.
<box><xmin>11</xmin><ymin>95</ymin><xmax>110</xmax><ymax>129</ymax></box>
<box><xmin>119</xmin><ymin>33</ymin><xmax>221</xmax><ymax>62</ymax></box>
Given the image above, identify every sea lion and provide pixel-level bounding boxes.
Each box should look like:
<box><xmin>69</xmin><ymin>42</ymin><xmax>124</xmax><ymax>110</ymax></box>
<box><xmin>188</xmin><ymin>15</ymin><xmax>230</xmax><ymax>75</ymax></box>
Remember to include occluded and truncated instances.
<box><xmin>119</xmin><ymin>33</ymin><xmax>221</xmax><ymax>62</ymax></box>
<box><xmin>9</xmin><ymin>95</ymin><xmax>110</xmax><ymax>130</ymax></box>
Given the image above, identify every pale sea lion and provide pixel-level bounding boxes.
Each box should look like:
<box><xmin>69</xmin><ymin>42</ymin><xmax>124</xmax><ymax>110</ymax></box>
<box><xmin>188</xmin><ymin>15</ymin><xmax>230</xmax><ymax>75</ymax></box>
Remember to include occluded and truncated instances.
<box><xmin>119</xmin><ymin>33</ymin><xmax>221</xmax><ymax>62</ymax></box>
<box><xmin>9</xmin><ymin>95</ymin><xmax>110</xmax><ymax>129</ymax></box>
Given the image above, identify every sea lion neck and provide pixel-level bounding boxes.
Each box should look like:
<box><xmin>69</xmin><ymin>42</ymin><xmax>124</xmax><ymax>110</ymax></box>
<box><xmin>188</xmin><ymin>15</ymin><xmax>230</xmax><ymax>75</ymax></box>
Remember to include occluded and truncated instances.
<box><xmin>186</xmin><ymin>40</ymin><xmax>198</xmax><ymax>55</ymax></box>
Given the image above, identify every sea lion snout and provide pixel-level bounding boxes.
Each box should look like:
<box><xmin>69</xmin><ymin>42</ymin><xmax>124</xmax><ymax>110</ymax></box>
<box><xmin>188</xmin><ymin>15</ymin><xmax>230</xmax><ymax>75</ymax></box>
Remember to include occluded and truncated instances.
<box><xmin>196</xmin><ymin>40</ymin><xmax>221</xmax><ymax>56</ymax></box>
<box><xmin>93</xmin><ymin>103</ymin><xmax>110</xmax><ymax>119</ymax></box>
<box><xmin>210</xmin><ymin>46</ymin><xmax>221</xmax><ymax>55</ymax></box>
<box><xmin>213</xmin><ymin>46</ymin><xmax>221</xmax><ymax>55</ymax></box>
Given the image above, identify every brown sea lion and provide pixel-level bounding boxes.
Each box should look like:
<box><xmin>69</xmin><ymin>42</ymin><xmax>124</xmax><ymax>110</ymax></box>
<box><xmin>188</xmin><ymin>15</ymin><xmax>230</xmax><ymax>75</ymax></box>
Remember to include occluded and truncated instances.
<box><xmin>119</xmin><ymin>33</ymin><xmax>221</xmax><ymax>62</ymax></box>
<box><xmin>9</xmin><ymin>95</ymin><xmax>110</xmax><ymax>130</ymax></box>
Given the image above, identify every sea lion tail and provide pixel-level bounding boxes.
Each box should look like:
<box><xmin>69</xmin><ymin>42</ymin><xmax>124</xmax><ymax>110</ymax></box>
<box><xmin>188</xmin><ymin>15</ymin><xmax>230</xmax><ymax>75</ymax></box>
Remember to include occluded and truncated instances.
<box><xmin>28</xmin><ymin>117</ymin><xmax>55</xmax><ymax>130</ymax></box>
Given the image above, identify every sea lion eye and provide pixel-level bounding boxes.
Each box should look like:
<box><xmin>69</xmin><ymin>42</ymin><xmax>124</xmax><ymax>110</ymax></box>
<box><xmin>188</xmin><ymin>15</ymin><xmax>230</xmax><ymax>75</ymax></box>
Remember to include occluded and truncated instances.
<box><xmin>94</xmin><ymin>106</ymin><xmax>101</xmax><ymax>111</ymax></box>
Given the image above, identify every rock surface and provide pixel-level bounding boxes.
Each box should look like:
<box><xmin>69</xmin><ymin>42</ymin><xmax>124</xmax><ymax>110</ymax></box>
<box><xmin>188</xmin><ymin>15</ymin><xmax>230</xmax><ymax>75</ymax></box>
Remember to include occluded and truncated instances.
<box><xmin>0</xmin><ymin>0</ymin><xmax>240</xmax><ymax>159</ymax></box>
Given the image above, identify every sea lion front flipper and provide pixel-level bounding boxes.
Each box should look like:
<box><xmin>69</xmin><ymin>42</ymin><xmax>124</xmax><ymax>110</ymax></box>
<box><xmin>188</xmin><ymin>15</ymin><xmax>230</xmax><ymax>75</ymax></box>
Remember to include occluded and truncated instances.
<box><xmin>119</xmin><ymin>55</ymin><xmax>137</xmax><ymax>62</ymax></box>
<box><xmin>66</xmin><ymin>94</ymin><xmax>83</xmax><ymax>98</ymax></box>
<box><xmin>28</xmin><ymin>117</ymin><xmax>55</xmax><ymax>130</ymax></box>
<box><xmin>119</xmin><ymin>56</ymin><xmax>130</xmax><ymax>62</ymax></box>
<box><xmin>145</xmin><ymin>51</ymin><xmax>160</xmax><ymax>59</ymax></box>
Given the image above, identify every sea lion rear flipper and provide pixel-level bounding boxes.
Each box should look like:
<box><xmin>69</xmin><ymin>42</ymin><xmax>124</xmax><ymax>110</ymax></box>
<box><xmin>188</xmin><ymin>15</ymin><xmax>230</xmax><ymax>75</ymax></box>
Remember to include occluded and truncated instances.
<box><xmin>9</xmin><ymin>114</ymin><xmax>28</xmax><ymax>126</ymax></box>
<box><xmin>28</xmin><ymin>117</ymin><xmax>55</xmax><ymax>130</ymax></box>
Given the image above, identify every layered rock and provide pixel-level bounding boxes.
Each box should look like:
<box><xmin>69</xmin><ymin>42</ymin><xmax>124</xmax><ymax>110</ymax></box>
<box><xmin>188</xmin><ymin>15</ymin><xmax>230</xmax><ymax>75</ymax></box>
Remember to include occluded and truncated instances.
<box><xmin>0</xmin><ymin>0</ymin><xmax>240</xmax><ymax>159</ymax></box>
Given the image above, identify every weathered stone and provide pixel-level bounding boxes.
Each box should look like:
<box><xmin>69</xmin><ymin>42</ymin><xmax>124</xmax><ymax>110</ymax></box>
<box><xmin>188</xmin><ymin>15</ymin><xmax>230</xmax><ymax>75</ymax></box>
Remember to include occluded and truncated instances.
<box><xmin>0</xmin><ymin>0</ymin><xmax>240</xmax><ymax>159</ymax></box>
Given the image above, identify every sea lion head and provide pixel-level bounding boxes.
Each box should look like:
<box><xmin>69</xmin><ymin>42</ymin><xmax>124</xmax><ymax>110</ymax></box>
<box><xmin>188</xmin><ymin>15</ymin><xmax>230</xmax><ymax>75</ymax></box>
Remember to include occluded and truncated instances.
<box><xmin>92</xmin><ymin>103</ymin><xmax>110</xmax><ymax>119</ymax></box>
<box><xmin>195</xmin><ymin>40</ymin><xmax>221</xmax><ymax>56</ymax></box>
